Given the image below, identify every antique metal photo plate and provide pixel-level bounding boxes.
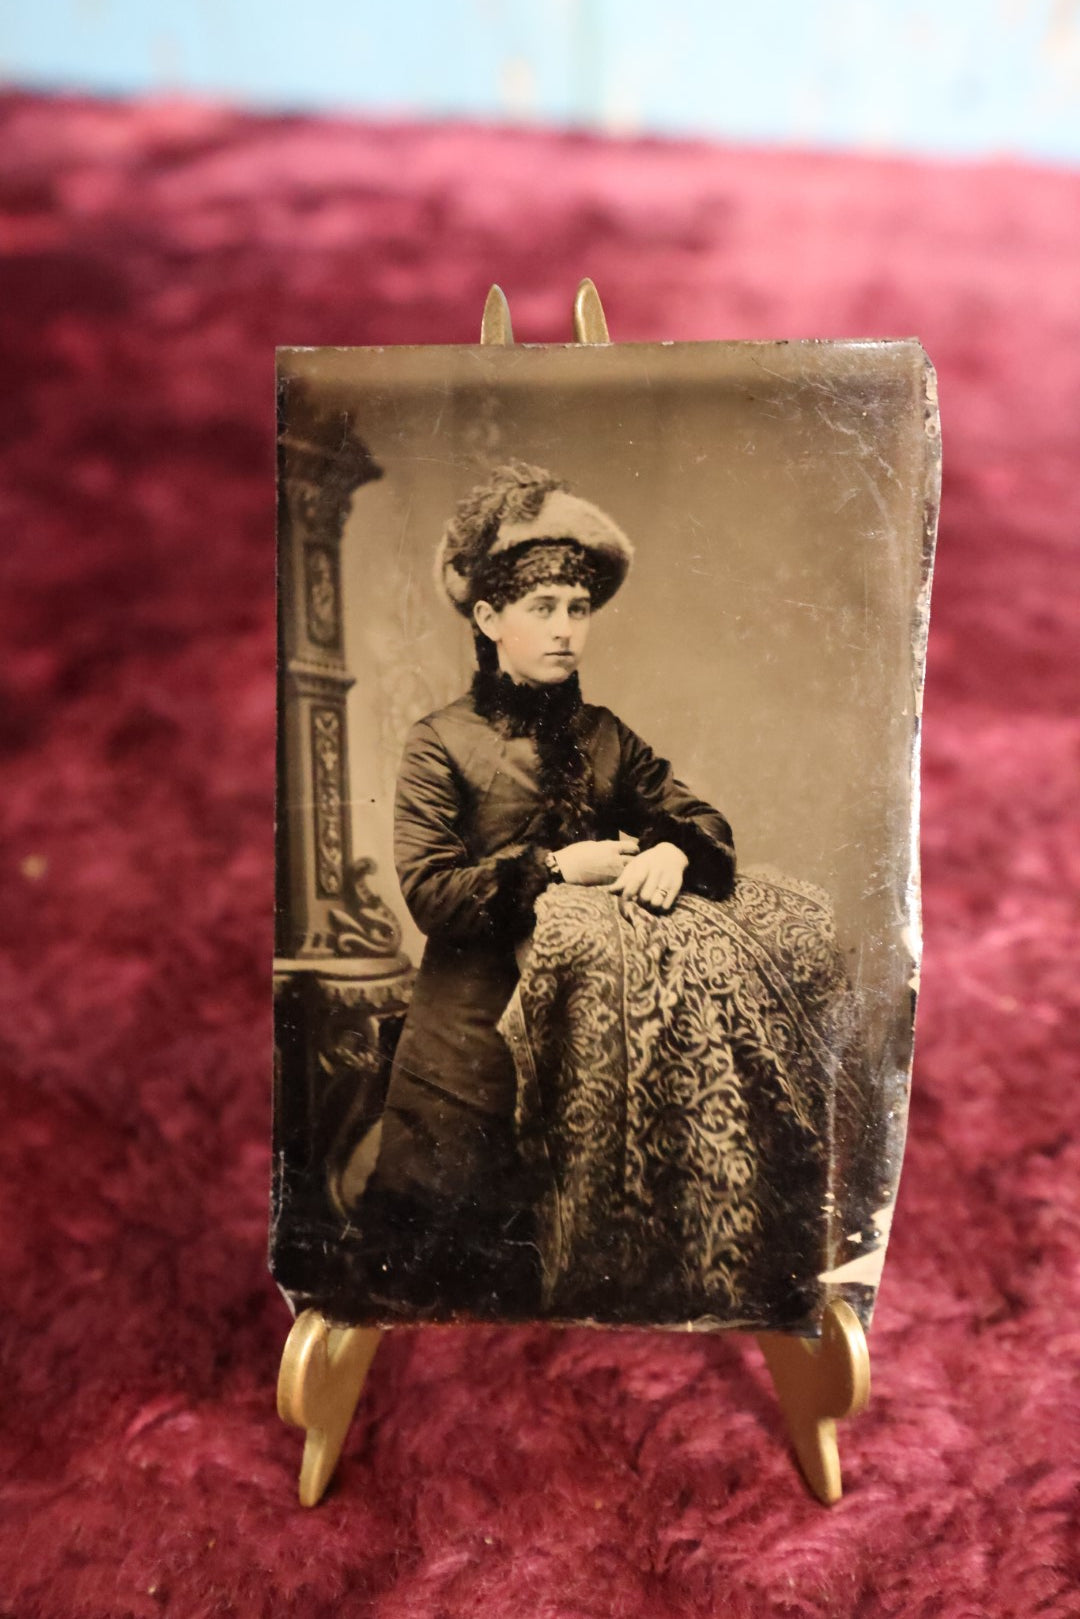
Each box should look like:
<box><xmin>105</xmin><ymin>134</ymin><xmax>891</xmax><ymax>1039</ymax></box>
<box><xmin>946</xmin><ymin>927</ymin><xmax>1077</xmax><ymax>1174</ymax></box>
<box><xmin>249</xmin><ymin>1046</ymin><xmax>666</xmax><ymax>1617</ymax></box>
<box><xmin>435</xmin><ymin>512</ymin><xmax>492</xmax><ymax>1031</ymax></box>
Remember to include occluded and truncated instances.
<box><xmin>272</xmin><ymin>338</ymin><xmax>940</xmax><ymax>1335</ymax></box>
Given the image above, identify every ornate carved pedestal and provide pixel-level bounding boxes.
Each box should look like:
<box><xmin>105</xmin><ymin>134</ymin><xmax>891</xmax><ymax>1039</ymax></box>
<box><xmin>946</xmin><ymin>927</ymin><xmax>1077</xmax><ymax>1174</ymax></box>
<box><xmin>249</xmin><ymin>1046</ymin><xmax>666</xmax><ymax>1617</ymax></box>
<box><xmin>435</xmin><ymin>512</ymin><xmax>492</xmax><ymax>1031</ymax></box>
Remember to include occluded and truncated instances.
<box><xmin>273</xmin><ymin>383</ymin><xmax>413</xmax><ymax>1292</ymax></box>
<box><xmin>273</xmin><ymin>955</ymin><xmax>411</xmax><ymax>1243</ymax></box>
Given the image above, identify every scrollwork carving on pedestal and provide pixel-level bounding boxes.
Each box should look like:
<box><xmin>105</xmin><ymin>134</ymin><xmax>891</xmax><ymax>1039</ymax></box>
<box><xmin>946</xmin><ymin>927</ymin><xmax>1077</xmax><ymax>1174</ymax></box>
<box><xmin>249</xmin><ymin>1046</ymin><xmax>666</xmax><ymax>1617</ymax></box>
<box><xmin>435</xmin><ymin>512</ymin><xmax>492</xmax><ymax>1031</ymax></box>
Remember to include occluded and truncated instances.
<box><xmin>311</xmin><ymin>706</ymin><xmax>345</xmax><ymax>900</ymax></box>
<box><xmin>304</xmin><ymin>544</ymin><xmax>342</xmax><ymax>650</ymax></box>
<box><xmin>314</xmin><ymin>995</ymin><xmax>381</xmax><ymax>1093</ymax></box>
<box><xmin>277</xmin><ymin>379</ymin><xmax>387</xmax><ymax>957</ymax></box>
<box><xmin>329</xmin><ymin>858</ymin><xmax>403</xmax><ymax>958</ymax></box>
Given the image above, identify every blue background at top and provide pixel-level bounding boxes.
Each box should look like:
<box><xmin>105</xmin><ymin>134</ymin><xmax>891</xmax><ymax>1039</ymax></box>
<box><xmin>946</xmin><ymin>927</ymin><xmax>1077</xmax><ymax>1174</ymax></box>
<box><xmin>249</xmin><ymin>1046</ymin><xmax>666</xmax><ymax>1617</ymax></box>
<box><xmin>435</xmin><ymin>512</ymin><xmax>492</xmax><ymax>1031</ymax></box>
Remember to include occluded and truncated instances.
<box><xmin>2</xmin><ymin>0</ymin><xmax>1078</xmax><ymax>163</ymax></box>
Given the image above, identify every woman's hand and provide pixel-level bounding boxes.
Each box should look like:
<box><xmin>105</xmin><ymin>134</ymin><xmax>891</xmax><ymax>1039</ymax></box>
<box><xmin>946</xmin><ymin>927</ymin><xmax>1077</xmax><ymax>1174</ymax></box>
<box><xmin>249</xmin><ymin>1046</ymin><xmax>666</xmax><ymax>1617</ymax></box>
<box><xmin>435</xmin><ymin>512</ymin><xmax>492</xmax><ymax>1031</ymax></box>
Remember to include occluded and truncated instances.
<box><xmin>609</xmin><ymin>841</ymin><xmax>688</xmax><ymax>912</ymax></box>
<box><xmin>554</xmin><ymin>835</ymin><xmax>638</xmax><ymax>886</ymax></box>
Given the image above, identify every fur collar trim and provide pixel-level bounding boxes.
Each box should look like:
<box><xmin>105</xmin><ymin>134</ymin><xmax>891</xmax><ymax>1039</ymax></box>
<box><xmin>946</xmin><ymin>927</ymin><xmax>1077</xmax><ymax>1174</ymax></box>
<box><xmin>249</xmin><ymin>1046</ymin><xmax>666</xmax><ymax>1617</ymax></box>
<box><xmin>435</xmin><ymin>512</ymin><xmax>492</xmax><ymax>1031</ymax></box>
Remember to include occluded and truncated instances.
<box><xmin>470</xmin><ymin>668</ymin><xmax>582</xmax><ymax>738</ymax></box>
<box><xmin>470</xmin><ymin>669</ymin><xmax>595</xmax><ymax>844</ymax></box>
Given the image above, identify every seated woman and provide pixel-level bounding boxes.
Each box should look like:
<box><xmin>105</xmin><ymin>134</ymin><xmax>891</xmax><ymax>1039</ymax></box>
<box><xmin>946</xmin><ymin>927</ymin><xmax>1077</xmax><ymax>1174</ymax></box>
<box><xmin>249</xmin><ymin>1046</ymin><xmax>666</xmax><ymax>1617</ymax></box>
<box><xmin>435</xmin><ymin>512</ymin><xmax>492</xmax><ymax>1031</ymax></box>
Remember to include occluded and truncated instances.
<box><xmin>360</xmin><ymin>461</ymin><xmax>841</xmax><ymax>1326</ymax></box>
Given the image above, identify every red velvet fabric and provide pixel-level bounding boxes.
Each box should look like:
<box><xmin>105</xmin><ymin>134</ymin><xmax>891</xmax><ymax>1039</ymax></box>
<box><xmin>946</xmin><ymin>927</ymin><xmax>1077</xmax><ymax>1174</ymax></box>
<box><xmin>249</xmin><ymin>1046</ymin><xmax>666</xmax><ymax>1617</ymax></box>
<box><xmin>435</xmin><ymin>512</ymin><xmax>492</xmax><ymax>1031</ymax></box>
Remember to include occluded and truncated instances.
<box><xmin>1</xmin><ymin>93</ymin><xmax>1077</xmax><ymax>1617</ymax></box>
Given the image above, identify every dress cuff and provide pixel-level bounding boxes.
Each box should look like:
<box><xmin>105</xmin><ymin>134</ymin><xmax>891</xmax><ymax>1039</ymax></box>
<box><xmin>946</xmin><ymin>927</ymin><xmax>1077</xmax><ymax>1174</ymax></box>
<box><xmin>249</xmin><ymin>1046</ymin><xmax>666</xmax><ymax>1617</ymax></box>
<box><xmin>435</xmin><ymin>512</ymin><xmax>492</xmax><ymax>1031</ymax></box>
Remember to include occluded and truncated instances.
<box><xmin>639</xmin><ymin>815</ymin><xmax>736</xmax><ymax>901</ymax></box>
<box><xmin>484</xmin><ymin>845</ymin><xmax>553</xmax><ymax>939</ymax></box>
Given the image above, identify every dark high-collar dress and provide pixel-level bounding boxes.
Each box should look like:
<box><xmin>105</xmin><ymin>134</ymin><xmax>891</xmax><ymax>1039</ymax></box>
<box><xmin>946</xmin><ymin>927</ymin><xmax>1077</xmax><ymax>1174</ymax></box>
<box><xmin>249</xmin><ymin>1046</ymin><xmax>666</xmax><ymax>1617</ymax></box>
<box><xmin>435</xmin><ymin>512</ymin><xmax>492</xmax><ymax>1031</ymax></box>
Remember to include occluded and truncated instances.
<box><xmin>372</xmin><ymin>670</ymin><xmax>735</xmax><ymax>1224</ymax></box>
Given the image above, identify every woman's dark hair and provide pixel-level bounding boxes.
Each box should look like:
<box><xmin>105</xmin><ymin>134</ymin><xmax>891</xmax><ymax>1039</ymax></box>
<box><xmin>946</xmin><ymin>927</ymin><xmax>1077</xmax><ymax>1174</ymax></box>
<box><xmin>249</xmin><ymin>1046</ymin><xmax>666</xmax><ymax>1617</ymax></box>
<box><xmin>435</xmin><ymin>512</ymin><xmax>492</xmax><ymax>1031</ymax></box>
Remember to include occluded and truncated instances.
<box><xmin>472</xmin><ymin>622</ymin><xmax>501</xmax><ymax>674</ymax></box>
<box><xmin>471</xmin><ymin>540</ymin><xmax>600</xmax><ymax>671</ymax></box>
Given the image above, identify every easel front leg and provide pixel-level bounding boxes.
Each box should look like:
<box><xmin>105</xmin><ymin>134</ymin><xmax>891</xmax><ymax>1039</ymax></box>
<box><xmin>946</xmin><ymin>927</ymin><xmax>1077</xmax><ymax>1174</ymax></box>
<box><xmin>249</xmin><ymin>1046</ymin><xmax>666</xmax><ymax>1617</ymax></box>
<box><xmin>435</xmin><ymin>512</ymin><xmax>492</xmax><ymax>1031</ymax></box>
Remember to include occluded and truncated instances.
<box><xmin>277</xmin><ymin>1310</ymin><xmax>382</xmax><ymax>1506</ymax></box>
<box><xmin>757</xmin><ymin>1298</ymin><xmax>870</xmax><ymax>1504</ymax></box>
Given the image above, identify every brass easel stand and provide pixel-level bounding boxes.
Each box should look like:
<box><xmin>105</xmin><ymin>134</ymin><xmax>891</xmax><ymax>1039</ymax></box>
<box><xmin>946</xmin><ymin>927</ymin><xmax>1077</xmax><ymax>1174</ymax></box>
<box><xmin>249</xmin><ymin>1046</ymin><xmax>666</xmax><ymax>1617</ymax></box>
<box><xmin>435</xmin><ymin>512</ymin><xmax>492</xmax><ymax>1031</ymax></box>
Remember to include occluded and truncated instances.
<box><xmin>276</xmin><ymin>279</ymin><xmax>870</xmax><ymax>1506</ymax></box>
<box><xmin>277</xmin><ymin>1310</ymin><xmax>381</xmax><ymax>1508</ymax></box>
<box><xmin>758</xmin><ymin>1298</ymin><xmax>870</xmax><ymax>1503</ymax></box>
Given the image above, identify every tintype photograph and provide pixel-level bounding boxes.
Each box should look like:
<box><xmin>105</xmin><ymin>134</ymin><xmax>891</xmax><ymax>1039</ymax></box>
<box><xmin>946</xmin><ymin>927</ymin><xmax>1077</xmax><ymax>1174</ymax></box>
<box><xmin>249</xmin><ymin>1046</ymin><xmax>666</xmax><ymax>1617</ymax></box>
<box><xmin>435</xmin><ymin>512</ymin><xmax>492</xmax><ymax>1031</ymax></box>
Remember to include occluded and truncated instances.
<box><xmin>272</xmin><ymin>338</ymin><xmax>939</xmax><ymax>1335</ymax></box>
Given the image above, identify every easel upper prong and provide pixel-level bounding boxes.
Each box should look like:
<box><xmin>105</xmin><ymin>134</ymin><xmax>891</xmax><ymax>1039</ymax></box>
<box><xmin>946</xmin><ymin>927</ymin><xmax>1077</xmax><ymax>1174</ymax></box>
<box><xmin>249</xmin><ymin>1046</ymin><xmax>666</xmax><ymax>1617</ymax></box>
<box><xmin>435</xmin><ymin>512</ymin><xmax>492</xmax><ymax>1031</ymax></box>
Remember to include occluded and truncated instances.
<box><xmin>573</xmin><ymin>278</ymin><xmax>610</xmax><ymax>344</ymax></box>
<box><xmin>481</xmin><ymin>281</ymin><xmax>609</xmax><ymax>346</ymax></box>
<box><xmin>481</xmin><ymin>284</ymin><xmax>514</xmax><ymax>346</ymax></box>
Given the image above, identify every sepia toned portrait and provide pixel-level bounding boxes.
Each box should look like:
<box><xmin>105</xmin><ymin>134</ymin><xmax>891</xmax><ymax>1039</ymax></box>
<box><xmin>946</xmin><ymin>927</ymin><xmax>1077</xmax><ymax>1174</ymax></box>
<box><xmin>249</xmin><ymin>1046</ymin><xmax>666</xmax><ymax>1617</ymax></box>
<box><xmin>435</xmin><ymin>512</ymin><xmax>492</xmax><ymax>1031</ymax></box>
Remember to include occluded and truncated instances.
<box><xmin>271</xmin><ymin>339</ymin><xmax>939</xmax><ymax>1335</ymax></box>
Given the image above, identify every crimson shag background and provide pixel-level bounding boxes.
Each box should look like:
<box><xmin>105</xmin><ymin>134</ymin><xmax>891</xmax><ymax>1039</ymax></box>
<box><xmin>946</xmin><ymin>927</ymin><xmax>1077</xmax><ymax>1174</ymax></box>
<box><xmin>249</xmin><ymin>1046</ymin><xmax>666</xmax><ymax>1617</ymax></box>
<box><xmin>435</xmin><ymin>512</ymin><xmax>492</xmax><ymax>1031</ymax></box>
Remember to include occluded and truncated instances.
<box><xmin>0</xmin><ymin>93</ymin><xmax>1077</xmax><ymax>1618</ymax></box>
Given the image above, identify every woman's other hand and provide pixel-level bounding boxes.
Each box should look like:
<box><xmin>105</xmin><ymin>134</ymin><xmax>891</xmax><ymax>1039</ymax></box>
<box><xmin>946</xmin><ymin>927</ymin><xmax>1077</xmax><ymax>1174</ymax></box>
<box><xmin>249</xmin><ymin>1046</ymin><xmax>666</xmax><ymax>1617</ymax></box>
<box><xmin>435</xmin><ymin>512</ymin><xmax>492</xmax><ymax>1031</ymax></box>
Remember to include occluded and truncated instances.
<box><xmin>554</xmin><ymin>835</ymin><xmax>638</xmax><ymax>886</ymax></box>
<box><xmin>610</xmin><ymin>842</ymin><xmax>689</xmax><ymax>912</ymax></box>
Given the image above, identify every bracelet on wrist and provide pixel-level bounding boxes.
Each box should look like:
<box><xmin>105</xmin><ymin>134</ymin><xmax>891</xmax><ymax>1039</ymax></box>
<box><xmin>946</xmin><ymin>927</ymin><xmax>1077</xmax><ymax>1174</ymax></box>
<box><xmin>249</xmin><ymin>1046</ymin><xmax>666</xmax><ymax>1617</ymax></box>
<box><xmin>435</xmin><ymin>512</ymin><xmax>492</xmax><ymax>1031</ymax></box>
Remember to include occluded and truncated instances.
<box><xmin>544</xmin><ymin>851</ymin><xmax>565</xmax><ymax>884</ymax></box>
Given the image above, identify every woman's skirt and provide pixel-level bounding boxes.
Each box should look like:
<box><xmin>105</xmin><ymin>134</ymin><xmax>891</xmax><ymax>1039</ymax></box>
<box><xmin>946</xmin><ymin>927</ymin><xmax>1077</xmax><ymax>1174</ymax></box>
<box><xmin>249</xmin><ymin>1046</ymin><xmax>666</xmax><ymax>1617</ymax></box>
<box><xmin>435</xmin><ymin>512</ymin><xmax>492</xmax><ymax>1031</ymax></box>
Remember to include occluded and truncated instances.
<box><xmin>498</xmin><ymin>869</ymin><xmax>858</xmax><ymax>1330</ymax></box>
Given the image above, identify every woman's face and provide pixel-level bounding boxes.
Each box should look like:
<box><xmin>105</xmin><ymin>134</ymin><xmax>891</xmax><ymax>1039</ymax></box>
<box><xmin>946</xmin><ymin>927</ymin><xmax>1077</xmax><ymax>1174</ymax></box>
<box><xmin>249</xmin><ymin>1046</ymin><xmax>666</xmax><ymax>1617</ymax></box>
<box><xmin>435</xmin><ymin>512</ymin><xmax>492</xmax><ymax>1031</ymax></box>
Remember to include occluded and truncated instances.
<box><xmin>474</xmin><ymin>582</ymin><xmax>592</xmax><ymax>685</ymax></box>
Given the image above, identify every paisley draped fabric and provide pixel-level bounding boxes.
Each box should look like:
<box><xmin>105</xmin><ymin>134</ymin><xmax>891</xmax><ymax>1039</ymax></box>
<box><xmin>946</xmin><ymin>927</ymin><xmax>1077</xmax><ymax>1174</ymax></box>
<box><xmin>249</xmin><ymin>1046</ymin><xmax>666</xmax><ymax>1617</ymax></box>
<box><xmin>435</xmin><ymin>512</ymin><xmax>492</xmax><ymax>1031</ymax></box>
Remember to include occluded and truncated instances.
<box><xmin>498</xmin><ymin>869</ymin><xmax>853</xmax><ymax>1329</ymax></box>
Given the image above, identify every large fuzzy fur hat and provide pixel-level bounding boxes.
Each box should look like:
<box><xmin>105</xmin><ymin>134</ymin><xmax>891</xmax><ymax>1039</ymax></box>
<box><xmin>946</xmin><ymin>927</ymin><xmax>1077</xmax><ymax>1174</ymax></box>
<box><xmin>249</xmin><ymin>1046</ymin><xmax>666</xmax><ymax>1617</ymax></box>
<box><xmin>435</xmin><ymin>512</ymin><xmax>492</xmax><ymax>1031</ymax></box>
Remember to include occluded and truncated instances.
<box><xmin>435</xmin><ymin>460</ymin><xmax>633</xmax><ymax>615</ymax></box>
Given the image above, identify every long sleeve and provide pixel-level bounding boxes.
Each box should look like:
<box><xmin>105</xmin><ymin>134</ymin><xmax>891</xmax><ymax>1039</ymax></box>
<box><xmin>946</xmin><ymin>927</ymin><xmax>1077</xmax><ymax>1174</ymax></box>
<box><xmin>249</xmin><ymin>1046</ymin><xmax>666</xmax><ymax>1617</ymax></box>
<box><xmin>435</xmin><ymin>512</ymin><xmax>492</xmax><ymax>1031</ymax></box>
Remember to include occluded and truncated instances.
<box><xmin>394</xmin><ymin>719</ymin><xmax>550</xmax><ymax>943</ymax></box>
<box><xmin>612</xmin><ymin>718</ymin><xmax>736</xmax><ymax>901</ymax></box>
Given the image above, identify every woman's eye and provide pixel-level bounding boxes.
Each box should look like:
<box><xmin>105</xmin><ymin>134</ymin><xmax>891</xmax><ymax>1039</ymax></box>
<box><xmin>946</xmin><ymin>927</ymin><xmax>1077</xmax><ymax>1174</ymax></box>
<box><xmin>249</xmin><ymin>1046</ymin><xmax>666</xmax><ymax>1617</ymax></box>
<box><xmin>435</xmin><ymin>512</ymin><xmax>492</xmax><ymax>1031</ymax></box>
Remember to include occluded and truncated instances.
<box><xmin>570</xmin><ymin>603</ymin><xmax>590</xmax><ymax>619</ymax></box>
